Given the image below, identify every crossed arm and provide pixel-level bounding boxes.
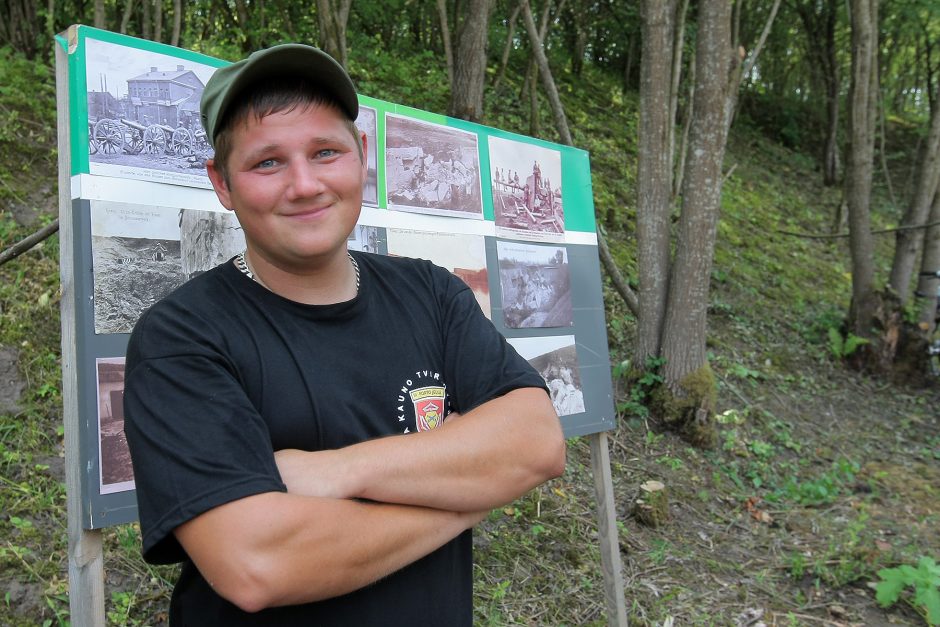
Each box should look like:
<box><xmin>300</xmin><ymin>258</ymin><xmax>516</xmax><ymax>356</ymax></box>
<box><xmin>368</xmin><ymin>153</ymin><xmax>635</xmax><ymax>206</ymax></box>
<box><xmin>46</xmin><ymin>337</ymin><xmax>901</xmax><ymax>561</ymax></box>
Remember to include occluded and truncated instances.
<box><xmin>174</xmin><ymin>386</ymin><xmax>565</xmax><ymax>612</ymax></box>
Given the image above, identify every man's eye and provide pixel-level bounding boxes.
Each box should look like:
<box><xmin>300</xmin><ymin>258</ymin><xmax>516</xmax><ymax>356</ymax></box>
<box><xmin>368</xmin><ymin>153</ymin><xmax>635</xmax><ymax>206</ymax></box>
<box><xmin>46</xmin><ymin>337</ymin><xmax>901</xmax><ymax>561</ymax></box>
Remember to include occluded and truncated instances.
<box><xmin>316</xmin><ymin>149</ymin><xmax>337</xmax><ymax>159</ymax></box>
<box><xmin>256</xmin><ymin>159</ymin><xmax>277</xmax><ymax>169</ymax></box>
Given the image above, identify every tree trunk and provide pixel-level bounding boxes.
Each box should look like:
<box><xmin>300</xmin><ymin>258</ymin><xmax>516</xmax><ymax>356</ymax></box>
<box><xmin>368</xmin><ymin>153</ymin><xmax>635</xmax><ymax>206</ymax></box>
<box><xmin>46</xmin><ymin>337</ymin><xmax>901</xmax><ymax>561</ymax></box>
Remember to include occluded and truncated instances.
<box><xmin>120</xmin><ymin>0</ymin><xmax>136</xmax><ymax>34</ymax></box>
<box><xmin>153</xmin><ymin>0</ymin><xmax>163</xmax><ymax>42</ymax></box>
<box><xmin>523</xmin><ymin>0</ymin><xmax>557</xmax><ymax>137</ymax></box>
<box><xmin>917</xmin><ymin>191</ymin><xmax>940</xmax><ymax>334</ymax></box>
<box><xmin>142</xmin><ymin>0</ymin><xmax>151</xmax><ymax>40</ymax></box>
<box><xmin>94</xmin><ymin>0</ymin><xmax>105</xmax><ymax>28</ymax></box>
<box><xmin>492</xmin><ymin>3</ymin><xmax>521</xmax><ymax>91</ymax></box>
<box><xmin>845</xmin><ymin>0</ymin><xmax>879</xmax><ymax>340</ymax></box>
<box><xmin>635</xmin><ymin>0</ymin><xmax>678</xmax><ymax>363</ymax></box>
<box><xmin>171</xmin><ymin>0</ymin><xmax>181</xmax><ymax>46</ymax></box>
<box><xmin>674</xmin><ymin>43</ymin><xmax>695</xmax><ymax>199</ymax></box>
<box><xmin>888</xmin><ymin>81</ymin><xmax>940</xmax><ymax>303</ymax></box>
<box><xmin>623</xmin><ymin>35</ymin><xmax>637</xmax><ymax>92</ymax></box>
<box><xmin>796</xmin><ymin>0</ymin><xmax>841</xmax><ymax>185</ymax></box>
<box><xmin>529</xmin><ymin>55</ymin><xmax>540</xmax><ymax>136</ymax></box>
<box><xmin>724</xmin><ymin>0</ymin><xmax>781</xmax><ymax>137</ymax></box>
<box><xmin>822</xmin><ymin>0</ymin><xmax>840</xmax><ymax>185</ymax></box>
<box><xmin>657</xmin><ymin>0</ymin><xmax>731</xmax><ymax>447</ymax></box>
<box><xmin>448</xmin><ymin>0</ymin><xmax>491</xmax><ymax>122</ymax></box>
<box><xmin>316</xmin><ymin>0</ymin><xmax>353</xmax><ymax>67</ymax></box>
<box><xmin>519</xmin><ymin>0</ymin><xmax>571</xmax><ymax>144</ymax></box>
<box><xmin>436</xmin><ymin>0</ymin><xmax>454</xmax><ymax>86</ymax></box>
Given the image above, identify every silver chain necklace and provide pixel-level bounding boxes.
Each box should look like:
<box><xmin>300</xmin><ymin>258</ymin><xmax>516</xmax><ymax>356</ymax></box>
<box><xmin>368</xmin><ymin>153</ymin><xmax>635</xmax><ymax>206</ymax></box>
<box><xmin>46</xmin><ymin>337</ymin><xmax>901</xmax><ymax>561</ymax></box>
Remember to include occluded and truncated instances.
<box><xmin>234</xmin><ymin>251</ymin><xmax>360</xmax><ymax>294</ymax></box>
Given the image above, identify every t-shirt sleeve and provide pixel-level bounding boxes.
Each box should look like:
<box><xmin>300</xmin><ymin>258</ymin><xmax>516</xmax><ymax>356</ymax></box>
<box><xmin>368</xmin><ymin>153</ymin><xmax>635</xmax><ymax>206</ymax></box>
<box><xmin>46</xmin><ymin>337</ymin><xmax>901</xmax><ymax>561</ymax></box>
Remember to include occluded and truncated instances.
<box><xmin>123</xmin><ymin>304</ymin><xmax>286</xmax><ymax>565</ymax></box>
<box><xmin>438</xmin><ymin>271</ymin><xmax>549</xmax><ymax>413</ymax></box>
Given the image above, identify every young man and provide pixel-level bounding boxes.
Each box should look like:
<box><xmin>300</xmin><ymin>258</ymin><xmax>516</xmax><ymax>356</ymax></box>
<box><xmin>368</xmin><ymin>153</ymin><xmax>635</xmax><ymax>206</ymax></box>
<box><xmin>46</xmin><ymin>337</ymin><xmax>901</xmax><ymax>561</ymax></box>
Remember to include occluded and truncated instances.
<box><xmin>124</xmin><ymin>44</ymin><xmax>566</xmax><ymax>625</ymax></box>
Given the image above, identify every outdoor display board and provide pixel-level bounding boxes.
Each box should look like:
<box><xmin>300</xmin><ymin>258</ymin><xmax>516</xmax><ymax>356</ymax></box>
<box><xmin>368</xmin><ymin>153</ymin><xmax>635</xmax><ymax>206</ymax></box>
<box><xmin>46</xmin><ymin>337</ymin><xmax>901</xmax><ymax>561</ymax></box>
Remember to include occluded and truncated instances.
<box><xmin>59</xmin><ymin>26</ymin><xmax>615</xmax><ymax>529</ymax></box>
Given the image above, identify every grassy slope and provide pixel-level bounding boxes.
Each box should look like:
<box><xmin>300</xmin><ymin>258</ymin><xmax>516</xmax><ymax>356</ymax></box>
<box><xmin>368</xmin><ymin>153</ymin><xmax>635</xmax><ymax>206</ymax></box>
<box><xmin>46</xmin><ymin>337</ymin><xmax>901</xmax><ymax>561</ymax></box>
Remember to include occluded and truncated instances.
<box><xmin>1</xmin><ymin>42</ymin><xmax>938</xmax><ymax>626</ymax></box>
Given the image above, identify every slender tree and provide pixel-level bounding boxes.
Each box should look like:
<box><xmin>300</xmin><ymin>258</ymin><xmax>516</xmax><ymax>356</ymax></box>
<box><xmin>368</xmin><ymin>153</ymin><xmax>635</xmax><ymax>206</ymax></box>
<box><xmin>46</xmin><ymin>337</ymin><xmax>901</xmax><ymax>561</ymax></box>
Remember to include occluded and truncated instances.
<box><xmin>793</xmin><ymin>0</ymin><xmax>842</xmax><ymax>186</ymax></box>
<box><xmin>635</xmin><ymin>0</ymin><xmax>678</xmax><ymax>363</ymax></box>
<box><xmin>435</xmin><ymin>0</ymin><xmax>455</xmax><ymax>86</ymax></box>
<box><xmin>888</xmin><ymin>81</ymin><xmax>940</xmax><ymax>303</ymax></box>
<box><xmin>519</xmin><ymin>0</ymin><xmax>570</xmax><ymax>143</ymax></box>
<box><xmin>656</xmin><ymin>0</ymin><xmax>732</xmax><ymax>446</ymax></box>
<box><xmin>316</xmin><ymin>0</ymin><xmax>353</xmax><ymax>67</ymax></box>
<box><xmin>917</xmin><ymin>191</ymin><xmax>940</xmax><ymax>334</ymax></box>
<box><xmin>448</xmin><ymin>0</ymin><xmax>492</xmax><ymax>122</ymax></box>
<box><xmin>844</xmin><ymin>0</ymin><xmax>879</xmax><ymax>341</ymax></box>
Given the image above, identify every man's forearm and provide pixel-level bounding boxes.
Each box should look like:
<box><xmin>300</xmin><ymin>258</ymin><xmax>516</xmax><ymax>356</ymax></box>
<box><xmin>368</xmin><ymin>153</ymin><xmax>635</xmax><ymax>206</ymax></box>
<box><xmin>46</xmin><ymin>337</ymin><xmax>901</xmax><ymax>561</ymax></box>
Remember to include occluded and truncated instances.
<box><xmin>276</xmin><ymin>387</ymin><xmax>566</xmax><ymax>511</ymax></box>
<box><xmin>175</xmin><ymin>491</ymin><xmax>485</xmax><ymax>613</ymax></box>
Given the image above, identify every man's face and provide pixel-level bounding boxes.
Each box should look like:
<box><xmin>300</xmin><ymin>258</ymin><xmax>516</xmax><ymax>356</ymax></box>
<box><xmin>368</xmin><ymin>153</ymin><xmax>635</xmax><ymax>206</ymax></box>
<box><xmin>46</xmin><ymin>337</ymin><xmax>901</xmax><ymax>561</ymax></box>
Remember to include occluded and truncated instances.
<box><xmin>206</xmin><ymin>103</ymin><xmax>366</xmax><ymax>272</ymax></box>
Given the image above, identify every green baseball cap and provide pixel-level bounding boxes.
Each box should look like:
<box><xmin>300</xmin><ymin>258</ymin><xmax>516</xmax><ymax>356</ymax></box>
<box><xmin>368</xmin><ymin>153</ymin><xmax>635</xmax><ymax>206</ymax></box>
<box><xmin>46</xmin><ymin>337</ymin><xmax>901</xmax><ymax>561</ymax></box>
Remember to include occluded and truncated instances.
<box><xmin>200</xmin><ymin>43</ymin><xmax>359</xmax><ymax>148</ymax></box>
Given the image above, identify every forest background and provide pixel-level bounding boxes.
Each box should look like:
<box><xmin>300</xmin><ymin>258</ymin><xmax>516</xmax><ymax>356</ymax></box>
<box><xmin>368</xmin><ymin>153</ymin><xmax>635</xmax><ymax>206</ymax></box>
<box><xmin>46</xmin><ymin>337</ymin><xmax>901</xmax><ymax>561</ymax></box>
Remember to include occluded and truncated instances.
<box><xmin>1</xmin><ymin>0</ymin><xmax>939</xmax><ymax>625</ymax></box>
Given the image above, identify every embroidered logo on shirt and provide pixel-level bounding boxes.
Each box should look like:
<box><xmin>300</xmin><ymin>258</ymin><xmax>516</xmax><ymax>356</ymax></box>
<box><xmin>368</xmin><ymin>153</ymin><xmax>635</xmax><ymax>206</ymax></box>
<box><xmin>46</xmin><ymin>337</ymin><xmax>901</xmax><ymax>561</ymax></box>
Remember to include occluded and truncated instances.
<box><xmin>410</xmin><ymin>386</ymin><xmax>446</xmax><ymax>431</ymax></box>
<box><xmin>397</xmin><ymin>370</ymin><xmax>450</xmax><ymax>434</ymax></box>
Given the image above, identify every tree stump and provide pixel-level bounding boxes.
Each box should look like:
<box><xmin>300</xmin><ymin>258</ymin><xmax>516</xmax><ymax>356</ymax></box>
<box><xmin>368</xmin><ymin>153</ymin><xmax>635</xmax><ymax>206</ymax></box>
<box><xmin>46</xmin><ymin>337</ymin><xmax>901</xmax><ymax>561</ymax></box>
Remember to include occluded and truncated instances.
<box><xmin>633</xmin><ymin>480</ymin><xmax>669</xmax><ymax>527</ymax></box>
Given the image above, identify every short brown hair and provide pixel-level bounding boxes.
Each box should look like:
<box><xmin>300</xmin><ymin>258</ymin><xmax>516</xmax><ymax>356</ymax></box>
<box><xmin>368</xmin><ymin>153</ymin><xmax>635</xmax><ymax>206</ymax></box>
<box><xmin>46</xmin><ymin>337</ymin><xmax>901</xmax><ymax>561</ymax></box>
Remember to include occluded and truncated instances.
<box><xmin>211</xmin><ymin>77</ymin><xmax>362</xmax><ymax>184</ymax></box>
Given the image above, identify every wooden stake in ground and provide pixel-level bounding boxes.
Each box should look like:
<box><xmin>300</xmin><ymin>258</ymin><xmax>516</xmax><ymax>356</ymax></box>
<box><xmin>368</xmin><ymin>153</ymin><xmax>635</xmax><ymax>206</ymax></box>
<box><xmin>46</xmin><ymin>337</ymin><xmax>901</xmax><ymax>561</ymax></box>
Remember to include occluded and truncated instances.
<box><xmin>633</xmin><ymin>480</ymin><xmax>669</xmax><ymax>527</ymax></box>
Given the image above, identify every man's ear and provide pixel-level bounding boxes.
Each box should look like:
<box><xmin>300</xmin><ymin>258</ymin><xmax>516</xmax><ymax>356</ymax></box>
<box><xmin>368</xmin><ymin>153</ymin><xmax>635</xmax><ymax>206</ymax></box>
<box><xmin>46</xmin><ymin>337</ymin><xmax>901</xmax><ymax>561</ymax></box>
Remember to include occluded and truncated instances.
<box><xmin>206</xmin><ymin>159</ymin><xmax>234</xmax><ymax>211</ymax></box>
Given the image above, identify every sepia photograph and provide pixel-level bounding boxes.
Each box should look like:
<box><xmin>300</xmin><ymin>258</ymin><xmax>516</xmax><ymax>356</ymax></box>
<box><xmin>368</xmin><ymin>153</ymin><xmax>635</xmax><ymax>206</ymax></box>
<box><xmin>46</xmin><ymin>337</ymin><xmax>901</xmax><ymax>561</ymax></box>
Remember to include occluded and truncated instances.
<box><xmin>355</xmin><ymin>105</ymin><xmax>379</xmax><ymax>206</ymax></box>
<box><xmin>507</xmin><ymin>336</ymin><xmax>585</xmax><ymax>417</ymax></box>
<box><xmin>179</xmin><ymin>208</ymin><xmax>245</xmax><ymax>281</ymax></box>
<box><xmin>85</xmin><ymin>38</ymin><xmax>217</xmax><ymax>187</ymax></box>
<box><xmin>497</xmin><ymin>240</ymin><xmax>572</xmax><ymax>328</ymax></box>
<box><xmin>347</xmin><ymin>224</ymin><xmax>385</xmax><ymax>254</ymax></box>
<box><xmin>385</xmin><ymin>114</ymin><xmax>483</xmax><ymax>219</ymax></box>
<box><xmin>91</xmin><ymin>201</ymin><xmax>185</xmax><ymax>335</ymax></box>
<box><xmin>387</xmin><ymin>228</ymin><xmax>490</xmax><ymax>317</ymax></box>
<box><xmin>96</xmin><ymin>357</ymin><xmax>134</xmax><ymax>494</ymax></box>
<box><xmin>489</xmin><ymin>136</ymin><xmax>564</xmax><ymax>242</ymax></box>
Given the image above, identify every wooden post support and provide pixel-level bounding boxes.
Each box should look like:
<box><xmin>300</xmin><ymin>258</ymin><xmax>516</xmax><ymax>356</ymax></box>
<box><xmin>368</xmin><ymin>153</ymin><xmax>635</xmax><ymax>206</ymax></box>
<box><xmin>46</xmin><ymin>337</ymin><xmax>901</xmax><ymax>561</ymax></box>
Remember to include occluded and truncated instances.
<box><xmin>589</xmin><ymin>431</ymin><xmax>628</xmax><ymax>626</ymax></box>
<box><xmin>57</xmin><ymin>27</ymin><xmax>106</xmax><ymax>627</ymax></box>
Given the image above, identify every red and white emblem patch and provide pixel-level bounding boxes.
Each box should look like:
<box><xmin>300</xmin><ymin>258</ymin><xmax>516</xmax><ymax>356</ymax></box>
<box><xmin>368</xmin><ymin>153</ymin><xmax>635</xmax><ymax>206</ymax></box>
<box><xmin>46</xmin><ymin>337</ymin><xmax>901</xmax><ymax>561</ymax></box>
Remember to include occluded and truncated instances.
<box><xmin>410</xmin><ymin>386</ymin><xmax>447</xmax><ymax>431</ymax></box>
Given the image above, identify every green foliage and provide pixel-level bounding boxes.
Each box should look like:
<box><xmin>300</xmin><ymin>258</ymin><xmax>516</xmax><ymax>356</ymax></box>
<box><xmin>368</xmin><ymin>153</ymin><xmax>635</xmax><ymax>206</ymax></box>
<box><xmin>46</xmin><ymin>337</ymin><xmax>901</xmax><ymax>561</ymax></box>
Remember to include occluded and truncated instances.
<box><xmin>876</xmin><ymin>557</ymin><xmax>940</xmax><ymax>625</ymax></box>
<box><xmin>769</xmin><ymin>459</ymin><xmax>861</xmax><ymax>506</ymax></box>
<box><xmin>827</xmin><ymin>327</ymin><xmax>870</xmax><ymax>359</ymax></box>
<box><xmin>615</xmin><ymin>356</ymin><xmax>665</xmax><ymax>419</ymax></box>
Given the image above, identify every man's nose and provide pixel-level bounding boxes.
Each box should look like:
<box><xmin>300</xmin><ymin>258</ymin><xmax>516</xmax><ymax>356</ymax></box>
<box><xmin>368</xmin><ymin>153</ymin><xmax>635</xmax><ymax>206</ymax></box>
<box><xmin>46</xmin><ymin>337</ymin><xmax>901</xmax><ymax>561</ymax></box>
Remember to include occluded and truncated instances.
<box><xmin>285</xmin><ymin>161</ymin><xmax>327</xmax><ymax>200</ymax></box>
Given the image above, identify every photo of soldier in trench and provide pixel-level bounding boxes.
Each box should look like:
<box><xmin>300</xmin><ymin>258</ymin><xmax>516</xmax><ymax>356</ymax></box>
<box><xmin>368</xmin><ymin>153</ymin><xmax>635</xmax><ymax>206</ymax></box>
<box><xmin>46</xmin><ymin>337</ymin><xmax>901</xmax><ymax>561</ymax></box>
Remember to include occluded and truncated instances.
<box><xmin>489</xmin><ymin>136</ymin><xmax>564</xmax><ymax>242</ymax></box>
<box><xmin>385</xmin><ymin>114</ymin><xmax>483</xmax><ymax>219</ymax></box>
<box><xmin>497</xmin><ymin>240</ymin><xmax>572</xmax><ymax>329</ymax></box>
<box><xmin>91</xmin><ymin>201</ymin><xmax>184</xmax><ymax>335</ymax></box>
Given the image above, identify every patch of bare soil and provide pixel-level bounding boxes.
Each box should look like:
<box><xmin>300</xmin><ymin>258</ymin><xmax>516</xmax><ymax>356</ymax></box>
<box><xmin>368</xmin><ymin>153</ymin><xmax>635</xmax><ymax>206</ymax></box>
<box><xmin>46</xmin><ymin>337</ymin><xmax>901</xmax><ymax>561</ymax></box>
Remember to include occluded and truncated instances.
<box><xmin>0</xmin><ymin>345</ymin><xmax>25</xmax><ymax>415</ymax></box>
<box><xmin>596</xmin><ymin>360</ymin><xmax>940</xmax><ymax>625</ymax></box>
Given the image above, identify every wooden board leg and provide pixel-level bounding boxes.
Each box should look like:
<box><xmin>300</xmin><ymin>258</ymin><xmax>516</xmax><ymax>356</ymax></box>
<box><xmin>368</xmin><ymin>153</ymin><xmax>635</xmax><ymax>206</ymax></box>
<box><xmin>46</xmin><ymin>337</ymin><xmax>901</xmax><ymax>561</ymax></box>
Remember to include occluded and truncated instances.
<box><xmin>589</xmin><ymin>431</ymin><xmax>628</xmax><ymax>626</ymax></box>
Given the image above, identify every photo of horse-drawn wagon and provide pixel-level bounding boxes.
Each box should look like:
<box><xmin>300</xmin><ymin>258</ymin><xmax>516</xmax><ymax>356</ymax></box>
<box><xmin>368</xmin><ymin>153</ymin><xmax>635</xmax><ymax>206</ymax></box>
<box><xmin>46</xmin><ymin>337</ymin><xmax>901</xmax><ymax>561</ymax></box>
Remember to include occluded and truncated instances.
<box><xmin>85</xmin><ymin>38</ymin><xmax>217</xmax><ymax>185</ymax></box>
<box><xmin>88</xmin><ymin>116</ymin><xmax>200</xmax><ymax>157</ymax></box>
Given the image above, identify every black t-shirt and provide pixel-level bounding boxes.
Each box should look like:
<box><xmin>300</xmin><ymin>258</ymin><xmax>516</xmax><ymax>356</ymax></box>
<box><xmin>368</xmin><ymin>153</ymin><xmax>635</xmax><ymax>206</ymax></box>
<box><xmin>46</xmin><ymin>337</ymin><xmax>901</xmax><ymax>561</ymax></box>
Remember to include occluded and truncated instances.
<box><xmin>124</xmin><ymin>251</ymin><xmax>546</xmax><ymax>626</ymax></box>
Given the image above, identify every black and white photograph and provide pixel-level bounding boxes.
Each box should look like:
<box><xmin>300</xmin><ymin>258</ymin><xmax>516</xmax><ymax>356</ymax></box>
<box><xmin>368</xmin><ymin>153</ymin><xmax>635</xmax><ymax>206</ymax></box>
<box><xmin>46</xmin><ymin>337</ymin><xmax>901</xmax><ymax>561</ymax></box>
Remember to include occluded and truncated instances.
<box><xmin>96</xmin><ymin>357</ymin><xmax>134</xmax><ymax>494</ymax></box>
<box><xmin>387</xmin><ymin>228</ymin><xmax>490</xmax><ymax>317</ymax></box>
<box><xmin>507</xmin><ymin>336</ymin><xmax>585</xmax><ymax>417</ymax></box>
<box><xmin>385</xmin><ymin>114</ymin><xmax>483</xmax><ymax>219</ymax></box>
<box><xmin>489</xmin><ymin>135</ymin><xmax>564</xmax><ymax>242</ymax></box>
<box><xmin>85</xmin><ymin>38</ymin><xmax>217</xmax><ymax>187</ymax></box>
<box><xmin>91</xmin><ymin>200</ymin><xmax>184</xmax><ymax>334</ymax></box>
<box><xmin>497</xmin><ymin>240</ymin><xmax>572</xmax><ymax>329</ymax></box>
<box><xmin>355</xmin><ymin>105</ymin><xmax>379</xmax><ymax>206</ymax></box>
<box><xmin>179</xmin><ymin>208</ymin><xmax>245</xmax><ymax>281</ymax></box>
<box><xmin>347</xmin><ymin>224</ymin><xmax>385</xmax><ymax>254</ymax></box>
